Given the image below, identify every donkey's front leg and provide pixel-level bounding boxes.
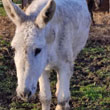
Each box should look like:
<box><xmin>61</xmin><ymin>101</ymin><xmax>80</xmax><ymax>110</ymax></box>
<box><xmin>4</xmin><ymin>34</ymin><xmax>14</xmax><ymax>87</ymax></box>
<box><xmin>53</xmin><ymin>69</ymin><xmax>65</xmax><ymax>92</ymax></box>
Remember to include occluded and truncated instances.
<box><xmin>55</xmin><ymin>63</ymin><xmax>73</xmax><ymax>110</ymax></box>
<box><xmin>39</xmin><ymin>71</ymin><xmax>51</xmax><ymax>110</ymax></box>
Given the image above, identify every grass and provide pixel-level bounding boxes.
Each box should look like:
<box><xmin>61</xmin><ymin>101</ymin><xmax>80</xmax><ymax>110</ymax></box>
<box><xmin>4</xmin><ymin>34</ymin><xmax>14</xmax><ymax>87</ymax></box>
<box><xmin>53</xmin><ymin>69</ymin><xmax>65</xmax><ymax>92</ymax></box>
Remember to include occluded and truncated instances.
<box><xmin>69</xmin><ymin>39</ymin><xmax>110</xmax><ymax>109</ymax></box>
<box><xmin>0</xmin><ymin>35</ymin><xmax>110</xmax><ymax>110</ymax></box>
<box><xmin>13</xmin><ymin>0</ymin><xmax>22</xmax><ymax>4</ymax></box>
<box><xmin>0</xmin><ymin>6</ymin><xmax>6</xmax><ymax>16</ymax></box>
<box><xmin>0</xmin><ymin>0</ymin><xmax>22</xmax><ymax>16</ymax></box>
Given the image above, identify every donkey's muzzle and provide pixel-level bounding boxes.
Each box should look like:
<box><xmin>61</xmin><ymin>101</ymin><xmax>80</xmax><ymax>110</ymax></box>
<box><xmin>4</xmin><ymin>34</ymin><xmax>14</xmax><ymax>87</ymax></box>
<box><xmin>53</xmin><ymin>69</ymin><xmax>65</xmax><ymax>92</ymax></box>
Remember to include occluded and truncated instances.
<box><xmin>18</xmin><ymin>88</ymin><xmax>32</xmax><ymax>101</ymax></box>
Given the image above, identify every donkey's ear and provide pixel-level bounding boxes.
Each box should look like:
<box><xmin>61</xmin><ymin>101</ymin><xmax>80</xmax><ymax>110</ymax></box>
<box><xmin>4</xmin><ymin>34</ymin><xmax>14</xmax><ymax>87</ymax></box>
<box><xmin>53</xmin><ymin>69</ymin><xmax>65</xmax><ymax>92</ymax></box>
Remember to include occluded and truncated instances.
<box><xmin>35</xmin><ymin>0</ymin><xmax>56</xmax><ymax>29</ymax></box>
<box><xmin>2</xmin><ymin>0</ymin><xmax>27</xmax><ymax>26</ymax></box>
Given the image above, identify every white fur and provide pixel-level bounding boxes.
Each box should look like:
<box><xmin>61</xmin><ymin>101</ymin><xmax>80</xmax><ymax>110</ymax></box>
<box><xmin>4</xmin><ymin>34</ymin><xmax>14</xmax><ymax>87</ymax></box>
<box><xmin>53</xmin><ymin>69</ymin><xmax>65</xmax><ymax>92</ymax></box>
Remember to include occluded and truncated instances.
<box><xmin>2</xmin><ymin>0</ymin><xmax>91</xmax><ymax>109</ymax></box>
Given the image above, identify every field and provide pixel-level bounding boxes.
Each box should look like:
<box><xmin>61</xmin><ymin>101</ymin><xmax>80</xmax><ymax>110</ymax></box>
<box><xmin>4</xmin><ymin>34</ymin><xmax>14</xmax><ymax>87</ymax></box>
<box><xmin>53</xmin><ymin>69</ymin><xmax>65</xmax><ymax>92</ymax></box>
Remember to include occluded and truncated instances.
<box><xmin>0</xmin><ymin>2</ymin><xmax>110</xmax><ymax>110</ymax></box>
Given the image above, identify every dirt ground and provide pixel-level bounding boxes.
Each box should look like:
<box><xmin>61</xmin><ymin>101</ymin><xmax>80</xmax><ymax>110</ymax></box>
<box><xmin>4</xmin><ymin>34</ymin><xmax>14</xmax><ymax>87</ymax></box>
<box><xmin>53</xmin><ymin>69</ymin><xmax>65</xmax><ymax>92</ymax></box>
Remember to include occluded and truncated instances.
<box><xmin>0</xmin><ymin>17</ymin><xmax>15</xmax><ymax>39</ymax></box>
<box><xmin>0</xmin><ymin>11</ymin><xmax>110</xmax><ymax>110</ymax></box>
<box><xmin>90</xmin><ymin>12</ymin><xmax>110</xmax><ymax>43</ymax></box>
<box><xmin>0</xmin><ymin>12</ymin><xmax>110</xmax><ymax>39</ymax></box>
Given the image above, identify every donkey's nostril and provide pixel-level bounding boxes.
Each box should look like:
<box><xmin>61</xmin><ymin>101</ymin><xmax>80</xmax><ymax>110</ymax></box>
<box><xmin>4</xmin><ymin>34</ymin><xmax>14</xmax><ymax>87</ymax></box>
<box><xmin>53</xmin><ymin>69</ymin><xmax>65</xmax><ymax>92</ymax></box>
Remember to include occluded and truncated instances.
<box><xmin>20</xmin><ymin>88</ymin><xmax>32</xmax><ymax>98</ymax></box>
<box><xmin>24</xmin><ymin>88</ymin><xmax>32</xmax><ymax>98</ymax></box>
<box><xmin>17</xmin><ymin>88</ymin><xmax>32</xmax><ymax>100</ymax></box>
<box><xmin>28</xmin><ymin>91</ymin><xmax>32</xmax><ymax>97</ymax></box>
<box><xmin>24</xmin><ymin>91</ymin><xmax>27</xmax><ymax>97</ymax></box>
<box><xmin>20</xmin><ymin>93</ymin><xmax>24</xmax><ymax>98</ymax></box>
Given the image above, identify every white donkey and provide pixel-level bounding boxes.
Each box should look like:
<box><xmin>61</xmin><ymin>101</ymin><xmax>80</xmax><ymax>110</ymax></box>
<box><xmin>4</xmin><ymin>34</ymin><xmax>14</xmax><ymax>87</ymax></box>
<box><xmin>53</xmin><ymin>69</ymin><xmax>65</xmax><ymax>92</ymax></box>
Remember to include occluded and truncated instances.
<box><xmin>2</xmin><ymin>0</ymin><xmax>91</xmax><ymax>110</ymax></box>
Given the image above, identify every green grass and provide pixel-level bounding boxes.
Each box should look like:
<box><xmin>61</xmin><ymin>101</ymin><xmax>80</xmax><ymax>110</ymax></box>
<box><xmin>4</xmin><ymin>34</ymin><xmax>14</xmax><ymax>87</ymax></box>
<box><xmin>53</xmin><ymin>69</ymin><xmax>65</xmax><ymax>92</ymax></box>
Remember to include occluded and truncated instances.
<box><xmin>13</xmin><ymin>0</ymin><xmax>22</xmax><ymax>4</ymax></box>
<box><xmin>0</xmin><ymin>38</ymin><xmax>110</xmax><ymax>110</ymax></box>
<box><xmin>80</xmin><ymin>84</ymin><xmax>105</xmax><ymax>100</ymax></box>
<box><xmin>0</xmin><ymin>0</ymin><xmax>22</xmax><ymax>16</ymax></box>
<box><xmin>0</xmin><ymin>31</ymin><xmax>110</xmax><ymax>109</ymax></box>
<box><xmin>69</xmin><ymin>41</ymin><xmax>110</xmax><ymax>109</ymax></box>
<box><xmin>0</xmin><ymin>7</ymin><xmax>6</xmax><ymax>16</ymax></box>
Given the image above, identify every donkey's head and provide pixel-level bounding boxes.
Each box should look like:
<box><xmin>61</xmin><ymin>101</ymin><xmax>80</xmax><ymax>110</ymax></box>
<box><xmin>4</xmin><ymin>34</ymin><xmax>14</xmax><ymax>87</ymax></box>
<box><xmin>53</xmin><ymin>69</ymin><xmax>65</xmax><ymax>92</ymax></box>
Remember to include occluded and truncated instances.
<box><xmin>2</xmin><ymin>0</ymin><xmax>56</xmax><ymax>101</ymax></box>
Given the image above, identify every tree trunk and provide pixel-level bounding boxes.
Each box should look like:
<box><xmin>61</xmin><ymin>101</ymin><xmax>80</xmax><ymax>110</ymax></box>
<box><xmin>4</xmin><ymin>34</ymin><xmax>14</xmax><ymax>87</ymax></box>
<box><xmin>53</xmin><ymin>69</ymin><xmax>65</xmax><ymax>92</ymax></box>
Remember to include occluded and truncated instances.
<box><xmin>109</xmin><ymin>0</ymin><xmax>110</xmax><ymax>12</ymax></box>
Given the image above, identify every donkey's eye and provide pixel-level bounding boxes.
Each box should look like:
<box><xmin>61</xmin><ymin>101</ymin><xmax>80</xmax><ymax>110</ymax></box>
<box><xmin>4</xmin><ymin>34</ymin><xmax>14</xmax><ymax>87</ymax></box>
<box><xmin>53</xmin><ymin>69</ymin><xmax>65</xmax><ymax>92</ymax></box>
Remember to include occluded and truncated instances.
<box><xmin>35</xmin><ymin>48</ymin><xmax>41</xmax><ymax>56</ymax></box>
